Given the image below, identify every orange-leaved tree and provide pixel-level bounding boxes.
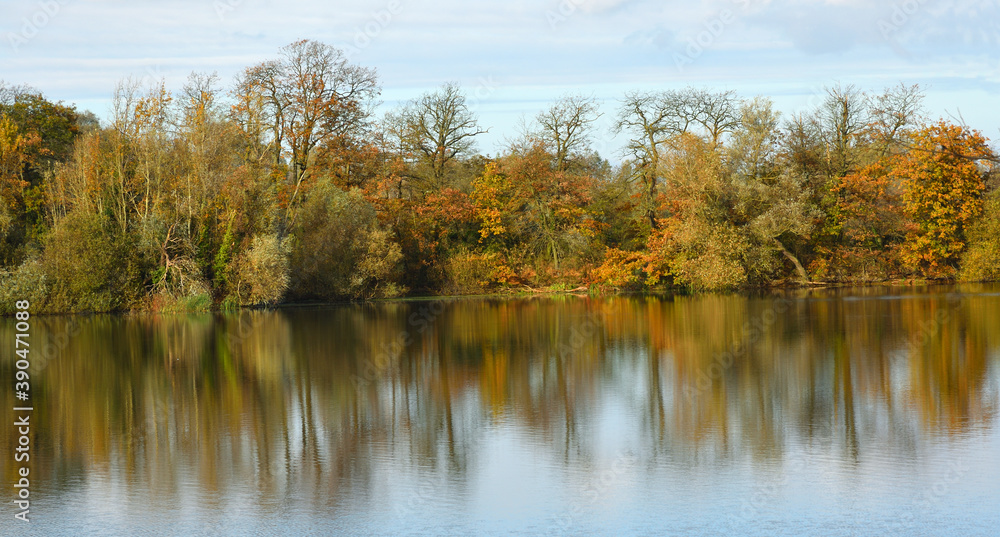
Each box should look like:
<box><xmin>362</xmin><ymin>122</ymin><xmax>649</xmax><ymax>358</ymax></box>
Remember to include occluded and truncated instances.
<box><xmin>894</xmin><ymin>121</ymin><xmax>993</xmax><ymax>278</ymax></box>
<box><xmin>818</xmin><ymin>158</ymin><xmax>906</xmax><ymax>281</ymax></box>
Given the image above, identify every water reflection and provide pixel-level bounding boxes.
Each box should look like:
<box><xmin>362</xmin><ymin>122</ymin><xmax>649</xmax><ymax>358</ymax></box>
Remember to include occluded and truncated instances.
<box><xmin>2</xmin><ymin>286</ymin><xmax>999</xmax><ymax>535</ymax></box>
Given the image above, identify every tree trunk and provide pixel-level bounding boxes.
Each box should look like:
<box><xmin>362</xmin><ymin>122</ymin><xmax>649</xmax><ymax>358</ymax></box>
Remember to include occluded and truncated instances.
<box><xmin>773</xmin><ymin>238</ymin><xmax>809</xmax><ymax>283</ymax></box>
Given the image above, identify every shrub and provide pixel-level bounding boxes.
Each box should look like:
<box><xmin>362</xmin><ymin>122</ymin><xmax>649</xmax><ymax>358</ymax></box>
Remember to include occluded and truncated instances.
<box><xmin>42</xmin><ymin>211</ymin><xmax>145</xmax><ymax>312</ymax></box>
<box><xmin>655</xmin><ymin>218</ymin><xmax>749</xmax><ymax>292</ymax></box>
<box><xmin>443</xmin><ymin>250</ymin><xmax>514</xmax><ymax>295</ymax></box>
<box><xmin>960</xmin><ymin>190</ymin><xmax>1000</xmax><ymax>282</ymax></box>
<box><xmin>232</xmin><ymin>233</ymin><xmax>291</xmax><ymax>306</ymax></box>
<box><xmin>0</xmin><ymin>259</ymin><xmax>48</xmax><ymax>315</ymax></box>
<box><xmin>289</xmin><ymin>184</ymin><xmax>404</xmax><ymax>300</ymax></box>
<box><xmin>589</xmin><ymin>248</ymin><xmax>646</xmax><ymax>290</ymax></box>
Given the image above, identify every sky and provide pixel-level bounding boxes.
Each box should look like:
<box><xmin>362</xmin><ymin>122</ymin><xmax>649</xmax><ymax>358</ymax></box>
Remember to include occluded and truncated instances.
<box><xmin>2</xmin><ymin>0</ymin><xmax>999</xmax><ymax>158</ymax></box>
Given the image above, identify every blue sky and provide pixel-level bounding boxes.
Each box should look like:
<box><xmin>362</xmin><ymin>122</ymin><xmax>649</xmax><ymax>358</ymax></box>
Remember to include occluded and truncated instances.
<box><xmin>2</xmin><ymin>0</ymin><xmax>999</xmax><ymax>158</ymax></box>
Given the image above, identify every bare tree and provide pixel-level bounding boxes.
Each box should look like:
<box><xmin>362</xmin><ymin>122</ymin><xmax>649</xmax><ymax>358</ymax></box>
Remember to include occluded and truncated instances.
<box><xmin>817</xmin><ymin>84</ymin><xmax>868</xmax><ymax>177</ymax></box>
<box><xmin>397</xmin><ymin>82</ymin><xmax>487</xmax><ymax>187</ymax></box>
<box><xmin>616</xmin><ymin>91</ymin><xmax>676</xmax><ymax>229</ymax></box>
<box><xmin>690</xmin><ymin>88</ymin><xmax>740</xmax><ymax>147</ymax></box>
<box><xmin>0</xmin><ymin>81</ymin><xmax>34</xmax><ymax>106</ymax></box>
<box><xmin>867</xmin><ymin>83</ymin><xmax>925</xmax><ymax>157</ymax></box>
<box><xmin>233</xmin><ymin>40</ymin><xmax>380</xmax><ymax>207</ymax></box>
<box><xmin>616</xmin><ymin>87</ymin><xmax>739</xmax><ymax>228</ymax></box>
<box><xmin>533</xmin><ymin>94</ymin><xmax>602</xmax><ymax>171</ymax></box>
<box><xmin>728</xmin><ymin>96</ymin><xmax>781</xmax><ymax>182</ymax></box>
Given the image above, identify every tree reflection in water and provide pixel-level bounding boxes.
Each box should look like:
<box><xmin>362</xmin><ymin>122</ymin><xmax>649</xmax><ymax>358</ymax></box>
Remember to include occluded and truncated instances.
<box><xmin>1</xmin><ymin>286</ymin><xmax>997</xmax><ymax>529</ymax></box>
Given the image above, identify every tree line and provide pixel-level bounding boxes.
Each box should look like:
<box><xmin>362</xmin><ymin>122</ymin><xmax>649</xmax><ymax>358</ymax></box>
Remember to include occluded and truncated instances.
<box><xmin>1</xmin><ymin>39</ymin><xmax>998</xmax><ymax>313</ymax></box>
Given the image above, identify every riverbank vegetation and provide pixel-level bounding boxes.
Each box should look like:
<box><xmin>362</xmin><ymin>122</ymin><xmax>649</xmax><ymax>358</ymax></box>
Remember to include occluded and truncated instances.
<box><xmin>1</xmin><ymin>40</ymin><xmax>997</xmax><ymax>313</ymax></box>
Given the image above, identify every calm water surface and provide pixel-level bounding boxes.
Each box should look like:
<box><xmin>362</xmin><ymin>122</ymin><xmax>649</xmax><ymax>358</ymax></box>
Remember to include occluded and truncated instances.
<box><xmin>2</xmin><ymin>286</ymin><xmax>999</xmax><ymax>536</ymax></box>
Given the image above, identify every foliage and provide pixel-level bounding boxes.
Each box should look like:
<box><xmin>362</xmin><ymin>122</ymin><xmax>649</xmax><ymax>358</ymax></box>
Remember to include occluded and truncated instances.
<box><xmin>0</xmin><ymin>259</ymin><xmax>48</xmax><ymax>315</ymax></box>
<box><xmin>589</xmin><ymin>248</ymin><xmax>649</xmax><ymax>290</ymax></box>
<box><xmin>813</xmin><ymin>160</ymin><xmax>906</xmax><ymax>281</ymax></box>
<box><xmin>232</xmin><ymin>233</ymin><xmax>291</xmax><ymax>306</ymax></box>
<box><xmin>289</xmin><ymin>184</ymin><xmax>404</xmax><ymax>300</ymax></box>
<box><xmin>657</xmin><ymin>219</ymin><xmax>749</xmax><ymax>291</ymax></box>
<box><xmin>472</xmin><ymin>146</ymin><xmax>596</xmax><ymax>273</ymax></box>
<box><xmin>42</xmin><ymin>211</ymin><xmax>146</xmax><ymax>312</ymax></box>
<box><xmin>3</xmin><ymin>63</ymin><xmax>1000</xmax><ymax>314</ymax></box>
<box><xmin>443</xmin><ymin>249</ymin><xmax>515</xmax><ymax>295</ymax></box>
<box><xmin>959</xmin><ymin>189</ymin><xmax>1000</xmax><ymax>282</ymax></box>
<box><xmin>388</xmin><ymin>187</ymin><xmax>477</xmax><ymax>290</ymax></box>
<box><xmin>896</xmin><ymin>122</ymin><xmax>992</xmax><ymax>278</ymax></box>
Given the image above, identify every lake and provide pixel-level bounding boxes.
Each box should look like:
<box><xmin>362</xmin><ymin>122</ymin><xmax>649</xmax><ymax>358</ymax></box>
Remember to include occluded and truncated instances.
<box><xmin>3</xmin><ymin>286</ymin><xmax>999</xmax><ymax>536</ymax></box>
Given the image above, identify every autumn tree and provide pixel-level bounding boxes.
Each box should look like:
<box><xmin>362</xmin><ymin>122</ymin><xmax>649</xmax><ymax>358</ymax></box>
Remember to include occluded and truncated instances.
<box><xmin>390</xmin><ymin>187</ymin><xmax>478</xmax><ymax>290</ymax></box>
<box><xmin>0</xmin><ymin>116</ymin><xmax>39</xmax><ymax>263</ymax></box>
<box><xmin>615</xmin><ymin>88</ymin><xmax>739</xmax><ymax>229</ymax></box>
<box><xmin>0</xmin><ymin>117</ymin><xmax>38</xmax><ymax>217</ymax></box>
<box><xmin>784</xmin><ymin>84</ymin><xmax>926</xmax><ymax>280</ymax></box>
<box><xmin>470</xmin><ymin>145</ymin><xmax>595</xmax><ymax>281</ymax></box>
<box><xmin>289</xmin><ymin>182</ymin><xmax>403</xmax><ymax>300</ymax></box>
<box><xmin>392</xmin><ymin>82</ymin><xmax>487</xmax><ymax>189</ymax></box>
<box><xmin>177</xmin><ymin>72</ymin><xmax>233</xmax><ymax>227</ymax></box>
<box><xmin>727</xmin><ymin>97</ymin><xmax>815</xmax><ymax>282</ymax></box>
<box><xmin>1</xmin><ymin>91</ymin><xmax>79</xmax><ymax>171</ymax></box>
<box><xmin>817</xmin><ymin>160</ymin><xmax>906</xmax><ymax>281</ymax></box>
<box><xmin>597</xmin><ymin>99</ymin><xmax>814</xmax><ymax>291</ymax></box>
<box><xmin>896</xmin><ymin>121</ymin><xmax>993</xmax><ymax>278</ymax></box>
<box><xmin>530</xmin><ymin>94</ymin><xmax>602</xmax><ymax>172</ymax></box>
<box><xmin>235</xmin><ymin>40</ymin><xmax>380</xmax><ymax>215</ymax></box>
<box><xmin>961</xmin><ymin>187</ymin><xmax>1000</xmax><ymax>281</ymax></box>
<box><xmin>0</xmin><ymin>90</ymin><xmax>80</xmax><ymax>265</ymax></box>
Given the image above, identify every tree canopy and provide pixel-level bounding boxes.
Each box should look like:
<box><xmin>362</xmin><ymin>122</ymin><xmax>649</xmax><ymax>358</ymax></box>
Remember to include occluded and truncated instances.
<box><xmin>1</xmin><ymin>48</ymin><xmax>997</xmax><ymax>314</ymax></box>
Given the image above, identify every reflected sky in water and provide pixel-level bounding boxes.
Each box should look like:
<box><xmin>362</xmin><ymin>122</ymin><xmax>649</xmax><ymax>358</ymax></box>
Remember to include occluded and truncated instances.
<box><xmin>2</xmin><ymin>285</ymin><xmax>999</xmax><ymax>536</ymax></box>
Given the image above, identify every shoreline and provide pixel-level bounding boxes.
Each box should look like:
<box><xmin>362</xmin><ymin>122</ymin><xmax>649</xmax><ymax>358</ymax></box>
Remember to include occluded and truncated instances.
<box><xmin>8</xmin><ymin>279</ymin><xmax>993</xmax><ymax>317</ymax></box>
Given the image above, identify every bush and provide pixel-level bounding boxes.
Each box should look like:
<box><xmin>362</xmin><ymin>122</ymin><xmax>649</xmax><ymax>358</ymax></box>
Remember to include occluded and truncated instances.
<box><xmin>589</xmin><ymin>248</ymin><xmax>647</xmax><ymax>290</ymax></box>
<box><xmin>960</xmin><ymin>190</ymin><xmax>1000</xmax><ymax>282</ymax></box>
<box><xmin>443</xmin><ymin>250</ymin><xmax>514</xmax><ymax>295</ymax></box>
<box><xmin>289</xmin><ymin>184</ymin><xmax>404</xmax><ymax>300</ymax></box>
<box><xmin>808</xmin><ymin>245</ymin><xmax>902</xmax><ymax>283</ymax></box>
<box><xmin>42</xmin><ymin>211</ymin><xmax>145</xmax><ymax>312</ymax></box>
<box><xmin>0</xmin><ymin>259</ymin><xmax>48</xmax><ymax>315</ymax></box>
<box><xmin>656</xmin><ymin>219</ymin><xmax>749</xmax><ymax>292</ymax></box>
<box><xmin>232</xmin><ymin>233</ymin><xmax>291</xmax><ymax>306</ymax></box>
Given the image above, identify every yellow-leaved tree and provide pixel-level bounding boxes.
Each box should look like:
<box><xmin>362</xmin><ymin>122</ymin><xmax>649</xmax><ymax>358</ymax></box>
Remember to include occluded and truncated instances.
<box><xmin>894</xmin><ymin>121</ymin><xmax>994</xmax><ymax>278</ymax></box>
